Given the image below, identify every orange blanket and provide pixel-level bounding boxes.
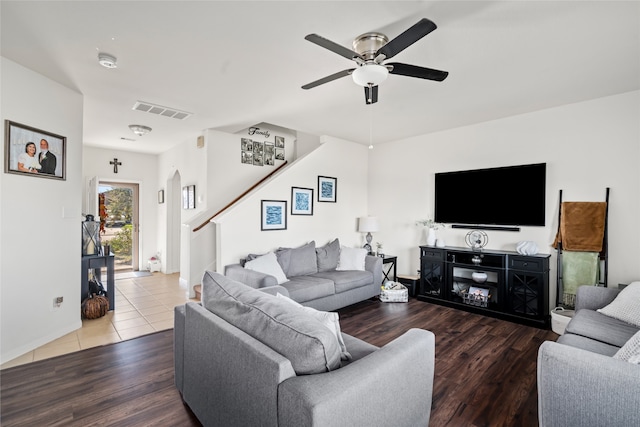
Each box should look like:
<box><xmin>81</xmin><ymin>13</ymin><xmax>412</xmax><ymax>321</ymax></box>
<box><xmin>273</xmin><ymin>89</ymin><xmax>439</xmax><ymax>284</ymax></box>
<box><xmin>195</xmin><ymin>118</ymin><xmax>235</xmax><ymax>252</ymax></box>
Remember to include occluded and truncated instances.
<box><xmin>553</xmin><ymin>202</ymin><xmax>606</xmax><ymax>252</ymax></box>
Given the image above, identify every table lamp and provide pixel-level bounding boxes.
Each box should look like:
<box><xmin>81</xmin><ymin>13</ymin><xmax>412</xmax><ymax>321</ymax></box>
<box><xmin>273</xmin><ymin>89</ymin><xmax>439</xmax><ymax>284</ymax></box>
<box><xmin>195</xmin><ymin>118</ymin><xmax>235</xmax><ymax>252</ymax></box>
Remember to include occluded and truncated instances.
<box><xmin>358</xmin><ymin>216</ymin><xmax>379</xmax><ymax>254</ymax></box>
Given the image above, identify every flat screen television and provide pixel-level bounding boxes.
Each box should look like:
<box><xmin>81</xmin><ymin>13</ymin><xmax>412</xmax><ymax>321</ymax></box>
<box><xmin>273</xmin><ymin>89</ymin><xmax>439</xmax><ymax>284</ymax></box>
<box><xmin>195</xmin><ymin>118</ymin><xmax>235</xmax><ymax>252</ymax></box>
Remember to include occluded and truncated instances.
<box><xmin>434</xmin><ymin>163</ymin><xmax>546</xmax><ymax>227</ymax></box>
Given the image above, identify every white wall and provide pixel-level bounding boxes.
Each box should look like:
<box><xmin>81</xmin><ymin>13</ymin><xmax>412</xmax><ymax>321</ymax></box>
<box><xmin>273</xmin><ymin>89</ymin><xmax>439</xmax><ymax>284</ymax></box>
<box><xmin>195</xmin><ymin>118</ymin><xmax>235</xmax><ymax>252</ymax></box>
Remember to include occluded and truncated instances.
<box><xmin>216</xmin><ymin>136</ymin><xmax>369</xmax><ymax>269</ymax></box>
<box><xmin>1</xmin><ymin>58</ymin><xmax>84</xmax><ymax>363</ymax></box>
<box><xmin>157</xmin><ymin>128</ymin><xmax>297</xmax><ymax>290</ymax></box>
<box><xmin>82</xmin><ymin>147</ymin><xmax>159</xmax><ymax>266</ymax></box>
<box><xmin>368</xmin><ymin>91</ymin><xmax>640</xmax><ymax>309</ymax></box>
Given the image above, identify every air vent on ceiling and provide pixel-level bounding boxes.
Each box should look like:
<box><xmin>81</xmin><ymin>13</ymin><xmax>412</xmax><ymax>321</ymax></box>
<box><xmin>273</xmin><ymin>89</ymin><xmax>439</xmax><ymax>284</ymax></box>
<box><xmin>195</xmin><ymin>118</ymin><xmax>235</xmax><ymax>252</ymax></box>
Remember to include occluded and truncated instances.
<box><xmin>132</xmin><ymin>101</ymin><xmax>192</xmax><ymax>120</ymax></box>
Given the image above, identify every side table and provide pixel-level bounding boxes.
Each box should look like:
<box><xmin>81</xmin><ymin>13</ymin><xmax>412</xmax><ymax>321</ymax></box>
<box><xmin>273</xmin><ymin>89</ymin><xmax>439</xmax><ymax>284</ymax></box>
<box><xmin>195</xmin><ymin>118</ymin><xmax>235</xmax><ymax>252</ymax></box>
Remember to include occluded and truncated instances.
<box><xmin>381</xmin><ymin>255</ymin><xmax>397</xmax><ymax>284</ymax></box>
<box><xmin>81</xmin><ymin>254</ymin><xmax>115</xmax><ymax>311</ymax></box>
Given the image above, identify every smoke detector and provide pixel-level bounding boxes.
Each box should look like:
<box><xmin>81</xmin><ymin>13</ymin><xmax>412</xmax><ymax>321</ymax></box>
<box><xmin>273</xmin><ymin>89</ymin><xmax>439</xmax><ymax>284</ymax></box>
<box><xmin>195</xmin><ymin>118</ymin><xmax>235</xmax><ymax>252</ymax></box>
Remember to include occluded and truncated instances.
<box><xmin>98</xmin><ymin>53</ymin><xmax>117</xmax><ymax>69</ymax></box>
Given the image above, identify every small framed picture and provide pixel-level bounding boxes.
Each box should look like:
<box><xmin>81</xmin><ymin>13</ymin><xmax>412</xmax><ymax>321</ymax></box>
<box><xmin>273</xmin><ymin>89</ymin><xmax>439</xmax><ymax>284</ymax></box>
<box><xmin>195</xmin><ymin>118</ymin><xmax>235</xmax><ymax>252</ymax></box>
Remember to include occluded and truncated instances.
<box><xmin>318</xmin><ymin>176</ymin><xmax>337</xmax><ymax>203</ymax></box>
<box><xmin>261</xmin><ymin>200</ymin><xmax>287</xmax><ymax>231</ymax></box>
<box><xmin>182</xmin><ymin>185</ymin><xmax>196</xmax><ymax>209</ymax></box>
<box><xmin>158</xmin><ymin>189</ymin><xmax>164</xmax><ymax>204</ymax></box>
<box><xmin>291</xmin><ymin>187</ymin><xmax>313</xmax><ymax>215</ymax></box>
<box><xmin>187</xmin><ymin>185</ymin><xmax>196</xmax><ymax>209</ymax></box>
<box><xmin>4</xmin><ymin>120</ymin><xmax>66</xmax><ymax>180</ymax></box>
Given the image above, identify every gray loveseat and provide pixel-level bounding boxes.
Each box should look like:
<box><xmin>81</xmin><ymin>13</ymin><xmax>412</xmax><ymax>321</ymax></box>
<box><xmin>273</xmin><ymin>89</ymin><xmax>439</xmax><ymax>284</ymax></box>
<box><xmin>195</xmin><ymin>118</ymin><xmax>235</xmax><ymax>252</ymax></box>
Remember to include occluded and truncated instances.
<box><xmin>174</xmin><ymin>271</ymin><xmax>435</xmax><ymax>427</ymax></box>
<box><xmin>537</xmin><ymin>284</ymin><xmax>640</xmax><ymax>426</ymax></box>
<box><xmin>225</xmin><ymin>239</ymin><xmax>383</xmax><ymax>312</ymax></box>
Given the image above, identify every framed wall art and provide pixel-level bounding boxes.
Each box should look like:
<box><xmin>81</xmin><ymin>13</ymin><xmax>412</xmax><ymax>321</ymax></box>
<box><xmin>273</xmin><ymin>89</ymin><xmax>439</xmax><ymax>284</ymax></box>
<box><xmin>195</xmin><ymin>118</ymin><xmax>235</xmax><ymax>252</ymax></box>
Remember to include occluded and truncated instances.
<box><xmin>4</xmin><ymin>120</ymin><xmax>66</xmax><ymax>180</ymax></box>
<box><xmin>318</xmin><ymin>176</ymin><xmax>337</xmax><ymax>203</ymax></box>
<box><xmin>291</xmin><ymin>187</ymin><xmax>313</xmax><ymax>215</ymax></box>
<box><xmin>261</xmin><ymin>200</ymin><xmax>287</xmax><ymax>231</ymax></box>
<box><xmin>182</xmin><ymin>185</ymin><xmax>196</xmax><ymax>209</ymax></box>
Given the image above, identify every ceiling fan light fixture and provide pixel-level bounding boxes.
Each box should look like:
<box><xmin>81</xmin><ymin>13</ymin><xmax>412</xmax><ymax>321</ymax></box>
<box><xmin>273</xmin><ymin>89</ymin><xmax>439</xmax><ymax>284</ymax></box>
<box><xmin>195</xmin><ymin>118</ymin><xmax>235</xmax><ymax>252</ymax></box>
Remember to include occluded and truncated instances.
<box><xmin>98</xmin><ymin>53</ymin><xmax>118</xmax><ymax>69</ymax></box>
<box><xmin>352</xmin><ymin>64</ymin><xmax>388</xmax><ymax>87</ymax></box>
<box><xmin>128</xmin><ymin>124</ymin><xmax>152</xmax><ymax>136</ymax></box>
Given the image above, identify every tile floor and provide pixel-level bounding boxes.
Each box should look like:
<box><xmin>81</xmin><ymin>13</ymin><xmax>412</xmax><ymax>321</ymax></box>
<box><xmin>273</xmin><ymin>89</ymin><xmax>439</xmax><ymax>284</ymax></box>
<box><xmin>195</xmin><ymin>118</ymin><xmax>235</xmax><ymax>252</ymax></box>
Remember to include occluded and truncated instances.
<box><xmin>1</xmin><ymin>272</ymin><xmax>197</xmax><ymax>370</ymax></box>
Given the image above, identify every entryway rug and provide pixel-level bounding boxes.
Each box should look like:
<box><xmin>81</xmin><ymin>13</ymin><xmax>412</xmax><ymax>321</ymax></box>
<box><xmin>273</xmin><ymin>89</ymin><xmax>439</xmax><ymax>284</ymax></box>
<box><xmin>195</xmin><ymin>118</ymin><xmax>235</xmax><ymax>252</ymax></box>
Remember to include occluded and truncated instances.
<box><xmin>115</xmin><ymin>271</ymin><xmax>153</xmax><ymax>280</ymax></box>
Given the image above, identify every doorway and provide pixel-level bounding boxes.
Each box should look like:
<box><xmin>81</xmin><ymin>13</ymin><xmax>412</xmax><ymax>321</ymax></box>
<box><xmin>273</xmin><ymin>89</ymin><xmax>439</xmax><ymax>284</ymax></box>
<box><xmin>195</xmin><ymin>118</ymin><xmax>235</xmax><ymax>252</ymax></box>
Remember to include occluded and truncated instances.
<box><xmin>99</xmin><ymin>181</ymin><xmax>140</xmax><ymax>271</ymax></box>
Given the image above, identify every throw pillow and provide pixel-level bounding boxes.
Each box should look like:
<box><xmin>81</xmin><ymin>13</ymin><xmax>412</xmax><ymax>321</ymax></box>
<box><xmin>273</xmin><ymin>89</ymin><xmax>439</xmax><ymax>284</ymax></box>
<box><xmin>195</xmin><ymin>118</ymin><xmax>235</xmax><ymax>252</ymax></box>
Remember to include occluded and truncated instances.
<box><xmin>597</xmin><ymin>282</ymin><xmax>640</xmax><ymax>327</ymax></box>
<box><xmin>316</xmin><ymin>238</ymin><xmax>340</xmax><ymax>272</ymax></box>
<box><xmin>284</xmin><ymin>241</ymin><xmax>318</xmax><ymax>277</ymax></box>
<box><xmin>244</xmin><ymin>252</ymin><xmax>289</xmax><ymax>285</ymax></box>
<box><xmin>336</xmin><ymin>245</ymin><xmax>368</xmax><ymax>271</ymax></box>
<box><xmin>276</xmin><ymin>292</ymin><xmax>351</xmax><ymax>361</ymax></box>
<box><xmin>245</xmin><ymin>248</ymin><xmax>291</xmax><ymax>275</ymax></box>
<box><xmin>201</xmin><ymin>271</ymin><xmax>341</xmax><ymax>375</ymax></box>
<box><xmin>614</xmin><ymin>330</ymin><xmax>640</xmax><ymax>364</ymax></box>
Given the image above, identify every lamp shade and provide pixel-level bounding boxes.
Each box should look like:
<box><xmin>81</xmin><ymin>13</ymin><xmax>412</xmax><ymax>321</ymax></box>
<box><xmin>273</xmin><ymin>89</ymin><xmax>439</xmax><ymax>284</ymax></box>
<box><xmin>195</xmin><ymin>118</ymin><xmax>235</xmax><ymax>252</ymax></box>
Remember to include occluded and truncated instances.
<box><xmin>358</xmin><ymin>216</ymin><xmax>379</xmax><ymax>233</ymax></box>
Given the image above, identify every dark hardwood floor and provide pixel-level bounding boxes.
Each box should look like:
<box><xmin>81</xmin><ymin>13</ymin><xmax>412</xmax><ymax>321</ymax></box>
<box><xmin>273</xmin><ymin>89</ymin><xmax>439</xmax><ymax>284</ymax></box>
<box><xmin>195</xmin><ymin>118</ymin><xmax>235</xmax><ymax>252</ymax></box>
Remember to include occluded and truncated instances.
<box><xmin>1</xmin><ymin>298</ymin><xmax>557</xmax><ymax>426</ymax></box>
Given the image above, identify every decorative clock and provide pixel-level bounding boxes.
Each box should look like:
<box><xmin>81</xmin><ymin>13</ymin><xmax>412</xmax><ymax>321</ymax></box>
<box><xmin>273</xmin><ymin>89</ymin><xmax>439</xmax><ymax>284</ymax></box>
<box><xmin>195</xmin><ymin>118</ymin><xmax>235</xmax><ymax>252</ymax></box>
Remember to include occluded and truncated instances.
<box><xmin>465</xmin><ymin>230</ymin><xmax>488</xmax><ymax>251</ymax></box>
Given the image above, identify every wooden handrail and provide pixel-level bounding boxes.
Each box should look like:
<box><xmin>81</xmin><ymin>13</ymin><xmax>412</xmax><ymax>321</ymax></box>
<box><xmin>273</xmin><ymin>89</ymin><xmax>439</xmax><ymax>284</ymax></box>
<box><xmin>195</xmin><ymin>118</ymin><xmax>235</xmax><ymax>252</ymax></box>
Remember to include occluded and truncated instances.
<box><xmin>192</xmin><ymin>161</ymin><xmax>289</xmax><ymax>232</ymax></box>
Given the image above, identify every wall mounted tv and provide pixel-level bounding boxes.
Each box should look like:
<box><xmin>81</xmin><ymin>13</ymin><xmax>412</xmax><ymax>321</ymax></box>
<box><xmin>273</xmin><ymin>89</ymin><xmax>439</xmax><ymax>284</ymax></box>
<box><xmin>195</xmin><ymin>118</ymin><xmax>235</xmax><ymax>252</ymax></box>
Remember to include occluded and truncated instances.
<box><xmin>434</xmin><ymin>163</ymin><xmax>546</xmax><ymax>228</ymax></box>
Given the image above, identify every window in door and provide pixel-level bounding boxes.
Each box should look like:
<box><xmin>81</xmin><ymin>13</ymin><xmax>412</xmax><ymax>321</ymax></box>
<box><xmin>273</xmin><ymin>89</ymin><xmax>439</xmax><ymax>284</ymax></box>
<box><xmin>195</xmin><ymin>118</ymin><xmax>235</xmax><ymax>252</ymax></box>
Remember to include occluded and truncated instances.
<box><xmin>99</xmin><ymin>182</ymin><xmax>139</xmax><ymax>271</ymax></box>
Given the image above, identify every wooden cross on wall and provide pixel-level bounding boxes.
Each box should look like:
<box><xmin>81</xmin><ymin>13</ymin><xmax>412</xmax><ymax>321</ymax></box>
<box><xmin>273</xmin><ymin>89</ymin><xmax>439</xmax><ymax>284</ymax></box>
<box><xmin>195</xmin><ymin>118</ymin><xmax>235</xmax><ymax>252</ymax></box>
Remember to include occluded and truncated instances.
<box><xmin>110</xmin><ymin>158</ymin><xmax>122</xmax><ymax>173</ymax></box>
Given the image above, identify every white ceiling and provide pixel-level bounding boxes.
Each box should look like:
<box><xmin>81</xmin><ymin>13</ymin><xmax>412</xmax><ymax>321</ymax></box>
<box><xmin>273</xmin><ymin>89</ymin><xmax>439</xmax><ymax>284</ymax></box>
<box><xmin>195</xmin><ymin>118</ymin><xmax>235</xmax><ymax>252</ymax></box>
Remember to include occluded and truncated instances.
<box><xmin>1</xmin><ymin>1</ymin><xmax>639</xmax><ymax>154</ymax></box>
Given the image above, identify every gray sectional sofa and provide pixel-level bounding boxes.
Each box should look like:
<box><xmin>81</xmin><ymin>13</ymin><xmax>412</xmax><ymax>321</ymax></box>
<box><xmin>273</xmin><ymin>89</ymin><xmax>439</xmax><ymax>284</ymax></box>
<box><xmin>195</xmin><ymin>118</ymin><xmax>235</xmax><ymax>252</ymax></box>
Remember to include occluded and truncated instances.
<box><xmin>537</xmin><ymin>284</ymin><xmax>640</xmax><ymax>426</ymax></box>
<box><xmin>174</xmin><ymin>271</ymin><xmax>435</xmax><ymax>427</ymax></box>
<box><xmin>224</xmin><ymin>239</ymin><xmax>383</xmax><ymax>312</ymax></box>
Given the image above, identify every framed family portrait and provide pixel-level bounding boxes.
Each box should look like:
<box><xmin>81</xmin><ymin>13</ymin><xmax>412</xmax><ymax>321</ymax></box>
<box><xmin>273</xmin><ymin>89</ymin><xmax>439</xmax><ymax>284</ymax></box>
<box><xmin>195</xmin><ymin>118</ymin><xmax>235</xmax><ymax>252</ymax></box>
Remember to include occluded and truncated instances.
<box><xmin>291</xmin><ymin>187</ymin><xmax>313</xmax><ymax>215</ymax></box>
<box><xmin>318</xmin><ymin>176</ymin><xmax>337</xmax><ymax>203</ymax></box>
<box><xmin>4</xmin><ymin>120</ymin><xmax>66</xmax><ymax>180</ymax></box>
<box><xmin>261</xmin><ymin>200</ymin><xmax>287</xmax><ymax>231</ymax></box>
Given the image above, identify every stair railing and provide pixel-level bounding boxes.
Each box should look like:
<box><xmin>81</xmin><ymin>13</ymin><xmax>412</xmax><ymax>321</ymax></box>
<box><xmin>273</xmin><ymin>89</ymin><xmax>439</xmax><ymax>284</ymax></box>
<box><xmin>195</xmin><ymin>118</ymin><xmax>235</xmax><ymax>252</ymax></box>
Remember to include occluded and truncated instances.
<box><xmin>192</xmin><ymin>161</ymin><xmax>288</xmax><ymax>232</ymax></box>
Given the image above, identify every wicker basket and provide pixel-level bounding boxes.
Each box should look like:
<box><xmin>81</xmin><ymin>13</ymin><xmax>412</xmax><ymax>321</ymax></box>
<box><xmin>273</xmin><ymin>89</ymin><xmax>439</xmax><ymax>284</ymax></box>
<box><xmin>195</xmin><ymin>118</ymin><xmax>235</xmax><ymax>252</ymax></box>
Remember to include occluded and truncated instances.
<box><xmin>380</xmin><ymin>282</ymin><xmax>408</xmax><ymax>303</ymax></box>
<box><xmin>82</xmin><ymin>294</ymin><xmax>109</xmax><ymax>319</ymax></box>
<box><xmin>462</xmin><ymin>290</ymin><xmax>490</xmax><ymax>308</ymax></box>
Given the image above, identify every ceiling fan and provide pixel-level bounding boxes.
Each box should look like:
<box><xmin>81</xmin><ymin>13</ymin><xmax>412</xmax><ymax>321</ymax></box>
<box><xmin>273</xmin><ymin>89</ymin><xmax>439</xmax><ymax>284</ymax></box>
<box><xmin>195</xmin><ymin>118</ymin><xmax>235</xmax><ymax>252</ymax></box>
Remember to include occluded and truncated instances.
<box><xmin>301</xmin><ymin>18</ymin><xmax>449</xmax><ymax>104</ymax></box>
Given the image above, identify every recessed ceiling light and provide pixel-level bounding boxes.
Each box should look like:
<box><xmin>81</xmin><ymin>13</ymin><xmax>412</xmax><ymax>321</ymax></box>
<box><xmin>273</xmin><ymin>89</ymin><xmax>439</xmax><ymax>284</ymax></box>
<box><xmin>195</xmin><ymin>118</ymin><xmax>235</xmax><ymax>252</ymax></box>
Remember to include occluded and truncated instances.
<box><xmin>98</xmin><ymin>53</ymin><xmax>117</xmax><ymax>69</ymax></box>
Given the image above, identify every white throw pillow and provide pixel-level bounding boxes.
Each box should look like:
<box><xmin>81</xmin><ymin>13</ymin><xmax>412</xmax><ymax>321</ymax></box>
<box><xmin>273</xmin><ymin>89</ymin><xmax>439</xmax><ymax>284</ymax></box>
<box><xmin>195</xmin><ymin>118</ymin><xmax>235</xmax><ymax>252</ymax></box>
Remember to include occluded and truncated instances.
<box><xmin>597</xmin><ymin>282</ymin><xmax>640</xmax><ymax>327</ymax></box>
<box><xmin>244</xmin><ymin>252</ymin><xmax>289</xmax><ymax>285</ymax></box>
<box><xmin>614</xmin><ymin>330</ymin><xmax>640</xmax><ymax>364</ymax></box>
<box><xmin>336</xmin><ymin>246</ymin><xmax>367</xmax><ymax>271</ymax></box>
<box><xmin>276</xmin><ymin>293</ymin><xmax>351</xmax><ymax>360</ymax></box>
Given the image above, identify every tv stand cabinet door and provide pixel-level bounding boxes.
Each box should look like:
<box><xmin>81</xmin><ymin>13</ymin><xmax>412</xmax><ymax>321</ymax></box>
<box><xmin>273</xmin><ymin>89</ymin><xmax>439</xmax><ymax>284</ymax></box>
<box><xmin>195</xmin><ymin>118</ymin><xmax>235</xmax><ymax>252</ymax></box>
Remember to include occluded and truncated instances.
<box><xmin>420</xmin><ymin>248</ymin><xmax>445</xmax><ymax>299</ymax></box>
<box><xmin>506</xmin><ymin>255</ymin><xmax>550</xmax><ymax>320</ymax></box>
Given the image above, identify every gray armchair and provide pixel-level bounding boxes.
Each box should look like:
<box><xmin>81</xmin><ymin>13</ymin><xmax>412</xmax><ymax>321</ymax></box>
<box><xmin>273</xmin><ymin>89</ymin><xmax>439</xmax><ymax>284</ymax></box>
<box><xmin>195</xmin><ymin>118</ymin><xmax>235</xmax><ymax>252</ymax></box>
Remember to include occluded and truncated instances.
<box><xmin>174</xmin><ymin>272</ymin><xmax>435</xmax><ymax>427</ymax></box>
<box><xmin>537</xmin><ymin>285</ymin><xmax>640</xmax><ymax>426</ymax></box>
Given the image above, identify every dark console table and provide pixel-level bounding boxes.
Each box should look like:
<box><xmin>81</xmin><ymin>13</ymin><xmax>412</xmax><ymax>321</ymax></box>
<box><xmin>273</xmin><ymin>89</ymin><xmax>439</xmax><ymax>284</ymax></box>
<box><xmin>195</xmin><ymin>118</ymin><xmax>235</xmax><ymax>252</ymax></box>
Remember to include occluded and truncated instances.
<box><xmin>418</xmin><ymin>246</ymin><xmax>550</xmax><ymax>328</ymax></box>
<box><xmin>81</xmin><ymin>254</ymin><xmax>115</xmax><ymax>311</ymax></box>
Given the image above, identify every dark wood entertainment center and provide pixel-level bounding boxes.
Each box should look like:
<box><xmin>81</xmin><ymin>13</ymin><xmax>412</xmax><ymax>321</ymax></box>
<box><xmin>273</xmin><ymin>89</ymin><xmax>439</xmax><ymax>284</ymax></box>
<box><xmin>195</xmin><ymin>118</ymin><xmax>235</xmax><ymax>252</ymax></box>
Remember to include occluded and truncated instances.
<box><xmin>419</xmin><ymin>245</ymin><xmax>550</xmax><ymax>328</ymax></box>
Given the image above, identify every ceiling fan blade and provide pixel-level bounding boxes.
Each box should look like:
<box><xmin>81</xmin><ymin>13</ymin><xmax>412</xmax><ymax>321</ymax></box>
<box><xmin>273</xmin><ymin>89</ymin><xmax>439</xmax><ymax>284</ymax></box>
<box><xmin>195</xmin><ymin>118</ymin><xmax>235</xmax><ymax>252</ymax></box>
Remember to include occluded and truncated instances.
<box><xmin>388</xmin><ymin>62</ymin><xmax>448</xmax><ymax>81</ymax></box>
<box><xmin>376</xmin><ymin>18</ymin><xmax>437</xmax><ymax>60</ymax></box>
<box><xmin>364</xmin><ymin>85</ymin><xmax>378</xmax><ymax>104</ymax></box>
<box><xmin>305</xmin><ymin>34</ymin><xmax>363</xmax><ymax>61</ymax></box>
<box><xmin>302</xmin><ymin>69</ymin><xmax>355</xmax><ymax>90</ymax></box>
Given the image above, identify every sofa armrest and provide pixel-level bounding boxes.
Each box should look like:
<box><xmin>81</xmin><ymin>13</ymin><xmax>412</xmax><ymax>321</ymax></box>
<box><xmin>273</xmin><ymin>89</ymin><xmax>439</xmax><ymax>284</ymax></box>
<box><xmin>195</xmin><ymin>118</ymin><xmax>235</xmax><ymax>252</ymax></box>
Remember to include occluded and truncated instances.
<box><xmin>575</xmin><ymin>285</ymin><xmax>620</xmax><ymax>311</ymax></box>
<box><xmin>224</xmin><ymin>263</ymin><xmax>278</xmax><ymax>288</ymax></box>
<box><xmin>537</xmin><ymin>341</ymin><xmax>640</xmax><ymax>427</ymax></box>
<box><xmin>365</xmin><ymin>255</ymin><xmax>383</xmax><ymax>289</ymax></box>
<box><xmin>182</xmin><ymin>302</ymin><xmax>296</xmax><ymax>427</ymax></box>
<box><xmin>278</xmin><ymin>328</ymin><xmax>435</xmax><ymax>427</ymax></box>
